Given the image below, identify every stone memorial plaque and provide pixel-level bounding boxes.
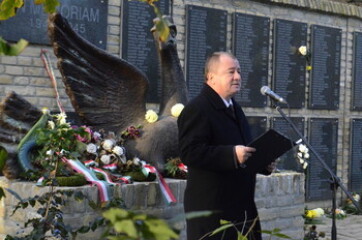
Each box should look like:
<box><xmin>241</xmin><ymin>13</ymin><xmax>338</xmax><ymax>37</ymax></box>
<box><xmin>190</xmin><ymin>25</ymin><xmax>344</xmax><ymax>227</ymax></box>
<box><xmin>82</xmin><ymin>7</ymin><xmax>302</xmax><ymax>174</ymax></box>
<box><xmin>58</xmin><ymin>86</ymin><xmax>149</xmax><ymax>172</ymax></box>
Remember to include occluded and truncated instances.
<box><xmin>272</xmin><ymin>19</ymin><xmax>307</xmax><ymax>108</ymax></box>
<box><xmin>349</xmin><ymin>119</ymin><xmax>362</xmax><ymax>192</ymax></box>
<box><xmin>122</xmin><ymin>0</ymin><xmax>170</xmax><ymax>103</ymax></box>
<box><xmin>352</xmin><ymin>32</ymin><xmax>362</xmax><ymax>111</ymax></box>
<box><xmin>185</xmin><ymin>5</ymin><xmax>227</xmax><ymax>99</ymax></box>
<box><xmin>0</xmin><ymin>0</ymin><xmax>108</xmax><ymax>49</ymax></box>
<box><xmin>271</xmin><ymin>117</ymin><xmax>305</xmax><ymax>171</ymax></box>
<box><xmin>309</xmin><ymin>25</ymin><xmax>341</xmax><ymax>110</ymax></box>
<box><xmin>232</xmin><ymin>13</ymin><xmax>270</xmax><ymax>107</ymax></box>
<box><xmin>247</xmin><ymin>116</ymin><xmax>267</xmax><ymax>140</ymax></box>
<box><xmin>306</xmin><ymin>118</ymin><xmax>338</xmax><ymax>201</ymax></box>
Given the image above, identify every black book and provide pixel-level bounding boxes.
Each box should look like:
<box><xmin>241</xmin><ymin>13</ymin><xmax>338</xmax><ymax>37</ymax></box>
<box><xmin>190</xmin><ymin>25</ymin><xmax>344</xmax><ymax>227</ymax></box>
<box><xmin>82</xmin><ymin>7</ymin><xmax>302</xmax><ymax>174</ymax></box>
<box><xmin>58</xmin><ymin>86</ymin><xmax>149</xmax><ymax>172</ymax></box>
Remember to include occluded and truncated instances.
<box><xmin>245</xmin><ymin>129</ymin><xmax>294</xmax><ymax>173</ymax></box>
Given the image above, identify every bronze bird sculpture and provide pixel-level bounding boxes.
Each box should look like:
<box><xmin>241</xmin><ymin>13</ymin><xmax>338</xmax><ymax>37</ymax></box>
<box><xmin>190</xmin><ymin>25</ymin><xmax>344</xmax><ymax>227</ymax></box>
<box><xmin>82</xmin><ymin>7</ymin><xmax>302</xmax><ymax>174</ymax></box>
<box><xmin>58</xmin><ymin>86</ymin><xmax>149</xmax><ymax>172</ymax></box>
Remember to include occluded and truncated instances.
<box><xmin>1</xmin><ymin>13</ymin><xmax>188</xmax><ymax>178</ymax></box>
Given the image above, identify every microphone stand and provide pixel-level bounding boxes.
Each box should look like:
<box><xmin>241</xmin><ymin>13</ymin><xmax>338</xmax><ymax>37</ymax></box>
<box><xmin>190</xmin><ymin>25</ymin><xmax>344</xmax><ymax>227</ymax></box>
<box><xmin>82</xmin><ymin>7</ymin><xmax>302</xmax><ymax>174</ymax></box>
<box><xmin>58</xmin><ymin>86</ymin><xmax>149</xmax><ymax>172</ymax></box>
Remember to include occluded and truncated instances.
<box><xmin>275</xmin><ymin>104</ymin><xmax>361</xmax><ymax>240</ymax></box>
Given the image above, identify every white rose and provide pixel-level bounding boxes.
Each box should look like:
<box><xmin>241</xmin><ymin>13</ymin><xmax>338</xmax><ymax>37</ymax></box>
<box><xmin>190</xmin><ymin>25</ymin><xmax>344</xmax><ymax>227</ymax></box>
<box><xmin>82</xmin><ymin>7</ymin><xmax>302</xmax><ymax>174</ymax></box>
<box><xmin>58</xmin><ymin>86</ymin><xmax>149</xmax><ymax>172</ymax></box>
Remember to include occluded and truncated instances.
<box><xmin>353</xmin><ymin>194</ymin><xmax>360</xmax><ymax>202</ymax></box>
<box><xmin>86</xmin><ymin>143</ymin><xmax>98</xmax><ymax>154</ymax></box>
<box><xmin>314</xmin><ymin>208</ymin><xmax>324</xmax><ymax>217</ymax></box>
<box><xmin>100</xmin><ymin>154</ymin><xmax>111</xmax><ymax>165</ymax></box>
<box><xmin>102</xmin><ymin>139</ymin><xmax>115</xmax><ymax>151</ymax></box>
<box><xmin>299</xmin><ymin>144</ymin><xmax>307</xmax><ymax>153</ymax></box>
<box><xmin>112</xmin><ymin>146</ymin><xmax>125</xmax><ymax>156</ymax></box>
<box><xmin>304</xmin><ymin>153</ymin><xmax>310</xmax><ymax>159</ymax></box>
<box><xmin>145</xmin><ymin>110</ymin><xmax>158</xmax><ymax>123</ymax></box>
<box><xmin>298</xmin><ymin>46</ymin><xmax>307</xmax><ymax>56</ymax></box>
<box><xmin>303</xmin><ymin>162</ymin><xmax>308</xmax><ymax>169</ymax></box>
<box><xmin>171</xmin><ymin>103</ymin><xmax>185</xmax><ymax>118</ymax></box>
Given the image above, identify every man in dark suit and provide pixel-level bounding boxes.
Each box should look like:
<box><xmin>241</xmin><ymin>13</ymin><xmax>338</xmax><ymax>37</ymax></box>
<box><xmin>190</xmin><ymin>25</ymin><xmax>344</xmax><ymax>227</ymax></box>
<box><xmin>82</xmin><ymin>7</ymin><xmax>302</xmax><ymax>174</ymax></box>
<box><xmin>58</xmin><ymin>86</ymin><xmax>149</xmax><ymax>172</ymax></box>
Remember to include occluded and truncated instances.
<box><xmin>177</xmin><ymin>52</ymin><xmax>275</xmax><ymax>240</ymax></box>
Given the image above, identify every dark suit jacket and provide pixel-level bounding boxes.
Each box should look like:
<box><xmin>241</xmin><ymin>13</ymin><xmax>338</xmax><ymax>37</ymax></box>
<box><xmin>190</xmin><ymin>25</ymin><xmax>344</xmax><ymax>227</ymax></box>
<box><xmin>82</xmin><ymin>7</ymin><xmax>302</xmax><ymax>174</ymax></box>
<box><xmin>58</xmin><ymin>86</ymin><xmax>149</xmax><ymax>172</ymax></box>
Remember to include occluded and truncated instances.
<box><xmin>178</xmin><ymin>84</ymin><xmax>266</xmax><ymax>240</ymax></box>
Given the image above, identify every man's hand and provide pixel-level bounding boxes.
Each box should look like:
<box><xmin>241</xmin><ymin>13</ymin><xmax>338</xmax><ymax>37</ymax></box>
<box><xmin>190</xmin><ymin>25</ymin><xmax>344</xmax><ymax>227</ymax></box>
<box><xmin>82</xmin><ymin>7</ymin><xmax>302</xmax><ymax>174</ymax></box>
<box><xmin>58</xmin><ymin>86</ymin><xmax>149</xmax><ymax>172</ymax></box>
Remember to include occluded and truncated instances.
<box><xmin>235</xmin><ymin>145</ymin><xmax>256</xmax><ymax>164</ymax></box>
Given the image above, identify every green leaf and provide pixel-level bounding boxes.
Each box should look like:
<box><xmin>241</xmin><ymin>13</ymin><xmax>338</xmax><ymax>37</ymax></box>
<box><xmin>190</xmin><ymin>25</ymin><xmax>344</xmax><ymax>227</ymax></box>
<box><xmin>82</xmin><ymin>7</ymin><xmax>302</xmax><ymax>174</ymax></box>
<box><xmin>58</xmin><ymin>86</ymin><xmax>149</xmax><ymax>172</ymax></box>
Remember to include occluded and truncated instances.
<box><xmin>34</xmin><ymin>0</ymin><xmax>60</xmax><ymax>13</ymax></box>
<box><xmin>103</xmin><ymin>208</ymin><xmax>129</xmax><ymax>223</ymax></box>
<box><xmin>0</xmin><ymin>146</ymin><xmax>8</xmax><ymax>172</ymax></box>
<box><xmin>209</xmin><ymin>223</ymin><xmax>234</xmax><ymax>236</ymax></box>
<box><xmin>152</xmin><ymin>6</ymin><xmax>169</xmax><ymax>42</ymax></box>
<box><xmin>219</xmin><ymin>219</ymin><xmax>231</xmax><ymax>225</ymax></box>
<box><xmin>144</xmin><ymin>218</ymin><xmax>178</xmax><ymax>240</ymax></box>
<box><xmin>113</xmin><ymin>220</ymin><xmax>137</xmax><ymax>237</ymax></box>
<box><xmin>0</xmin><ymin>0</ymin><xmax>24</xmax><ymax>20</ymax></box>
<box><xmin>0</xmin><ymin>37</ymin><xmax>28</xmax><ymax>56</ymax></box>
<box><xmin>184</xmin><ymin>210</ymin><xmax>214</xmax><ymax>220</ymax></box>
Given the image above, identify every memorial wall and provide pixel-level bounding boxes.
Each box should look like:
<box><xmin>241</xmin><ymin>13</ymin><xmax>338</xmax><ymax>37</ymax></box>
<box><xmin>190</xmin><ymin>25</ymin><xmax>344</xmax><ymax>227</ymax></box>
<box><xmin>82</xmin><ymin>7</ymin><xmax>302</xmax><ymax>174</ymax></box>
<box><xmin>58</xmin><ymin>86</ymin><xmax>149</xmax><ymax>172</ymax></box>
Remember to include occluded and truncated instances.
<box><xmin>1</xmin><ymin>0</ymin><xmax>362</xmax><ymax>203</ymax></box>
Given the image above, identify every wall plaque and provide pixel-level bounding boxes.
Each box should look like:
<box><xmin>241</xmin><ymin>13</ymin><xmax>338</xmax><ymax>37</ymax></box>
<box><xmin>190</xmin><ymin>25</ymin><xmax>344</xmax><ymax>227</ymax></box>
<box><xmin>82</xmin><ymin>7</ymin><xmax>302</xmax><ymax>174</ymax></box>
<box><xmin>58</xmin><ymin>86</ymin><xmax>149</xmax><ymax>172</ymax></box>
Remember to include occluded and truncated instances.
<box><xmin>309</xmin><ymin>25</ymin><xmax>341</xmax><ymax>110</ymax></box>
<box><xmin>349</xmin><ymin>119</ymin><xmax>362</xmax><ymax>192</ymax></box>
<box><xmin>272</xmin><ymin>19</ymin><xmax>307</xmax><ymax>108</ymax></box>
<box><xmin>306</xmin><ymin>118</ymin><xmax>338</xmax><ymax>201</ymax></box>
<box><xmin>185</xmin><ymin>5</ymin><xmax>227</xmax><ymax>99</ymax></box>
<box><xmin>0</xmin><ymin>0</ymin><xmax>108</xmax><ymax>49</ymax></box>
<box><xmin>247</xmin><ymin>116</ymin><xmax>267</xmax><ymax>140</ymax></box>
<box><xmin>232</xmin><ymin>13</ymin><xmax>270</xmax><ymax>107</ymax></box>
<box><xmin>121</xmin><ymin>0</ymin><xmax>170</xmax><ymax>103</ymax></box>
<box><xmin>271</xmin><ymin>117</ymin><xmax>305</xmax><ymax>171</ymax></box>
<box><xmin>352</xmin><ymin>32</ymin><xmax>362</xmax><ymax>111</ymax></box>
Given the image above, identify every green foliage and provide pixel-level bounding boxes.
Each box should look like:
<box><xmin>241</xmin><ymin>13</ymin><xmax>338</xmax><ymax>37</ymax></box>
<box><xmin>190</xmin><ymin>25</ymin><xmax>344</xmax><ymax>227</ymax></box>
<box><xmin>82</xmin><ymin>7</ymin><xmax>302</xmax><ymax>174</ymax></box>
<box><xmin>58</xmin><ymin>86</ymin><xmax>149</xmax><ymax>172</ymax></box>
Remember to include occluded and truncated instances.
<box><xmin>0</xmin><ymin>0</ymin><xmax>23</xmax><ymax>20</ymax></box>
<box><xmin>34</xmin><ymin>0</ymin><xmax>60</xmax><ymax>13</ymax></box>
<box><xmin>102</xmin><ymin>208</ymin><xmax>178</xmax><ymax>240</ymax></box>
<box><xmin>0</xmin><ymin>37</ymin><xmax>28</xmax><ymax>56</ymax></box>
<box><xmin>6</xmin><ymin>189</ymin><xmax>86</xmax><ymax>240</ymax></box>
<box><xmin>137</xmin><ymin>0</ymin><xmax>170</xmax><ymax>42</ymax></box>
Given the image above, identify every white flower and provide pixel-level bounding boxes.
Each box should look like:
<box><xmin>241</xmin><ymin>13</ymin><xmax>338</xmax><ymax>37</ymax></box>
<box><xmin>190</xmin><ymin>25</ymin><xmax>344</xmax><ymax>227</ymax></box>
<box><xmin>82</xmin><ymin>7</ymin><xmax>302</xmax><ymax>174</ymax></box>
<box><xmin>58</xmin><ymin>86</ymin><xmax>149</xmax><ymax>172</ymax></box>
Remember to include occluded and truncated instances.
<box><xmin>56</xmin><ymin>112</ymin><xmax>68</xmax><ymax>125</ymax></box>
<box><xmin>304</xmin><ymin>153</ymin><xmax>310</xmax><ymax>159</ymax></box>
<box><xmin>133</xmin><ymin>157</ymin><xmax>141</xmax><ymax>166</ymax></box>
<box><xmin>303</xmin><ymin>162</ymin><xmax>308</xmax><ymax>169</ymax></box>
<box><xmin>46</xmin><ymin>150</ymin><xmax>54</xmax><ymax>156</ymax></box>
<box><xmin>145</xmin><ymin>110</ymin><xmax>158</xmax><ymax>123</ymax></box>
<box><xmin>86</xmin><ymin>143</ymin><xmax>97</xmax><ymax>154</ymax></box>
<box><xmin>313</xmin><ymin>208</ymin><xmax>325</xmax><ymax>217</ymax></box>
<box><xmin>102</xmin><ymin>139</ymin><xmax>115</xmax><ymax>151</ymax></box>
<box><xmin>335</xmin><ymin>208</ymin><xmax>345</xmax><ymax>215</ymax></box>
<box><xmin>48</xmin><ymin>121</ymin><xmax>55</xmax><ymax>130</ymax></box>
<box><xmin>298</xmin><ymin>144</ymin><xmax>308</xmax><ymax>153</ymax></box>
<box><xmin>297</xmin><ymin>152</ymin><xmax>303</xmax><ymax>158</ymax></box>
<box><xmin>298</xmin><ymin>45</ymin><xmax>307</xmax><ymax>56</ymax></box>
<box><xmin>353</xmin><ymin>193</ymin><xmax>360</xmax><ymax>202</ymax></box>
<box><xmin>171</xmin><ymin>103</ymin><xmax>184</xmax><ymax>118</ymax></box>
<box><xmin>93</xmin><ymin>131</ymin><xmax>102</xmax><ymax>141</ymax></box>
<box><xmin>42</xmin><ymin>107</ymin><xmax>50</xmax><ymax>114</ymax></box>
<box><xmin>112</xmin><ymin>146</ymin><xmax>125</xmax><ymax>156</ymax></box>
<box><xmin>100</xmin><ymin>154</ymin><xmax>111</xmax><ymax>165</ymax></box>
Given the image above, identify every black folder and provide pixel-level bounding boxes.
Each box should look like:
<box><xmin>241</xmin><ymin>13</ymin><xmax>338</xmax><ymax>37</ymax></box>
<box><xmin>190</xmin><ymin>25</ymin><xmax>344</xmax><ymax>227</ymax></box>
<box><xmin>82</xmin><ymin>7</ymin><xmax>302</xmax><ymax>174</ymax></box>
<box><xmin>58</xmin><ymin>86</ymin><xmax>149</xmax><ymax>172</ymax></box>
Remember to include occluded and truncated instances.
<box><xmin>245</xmin><ymin>129</ymin><xmax>294</xmax><ymax>173</ymax></box>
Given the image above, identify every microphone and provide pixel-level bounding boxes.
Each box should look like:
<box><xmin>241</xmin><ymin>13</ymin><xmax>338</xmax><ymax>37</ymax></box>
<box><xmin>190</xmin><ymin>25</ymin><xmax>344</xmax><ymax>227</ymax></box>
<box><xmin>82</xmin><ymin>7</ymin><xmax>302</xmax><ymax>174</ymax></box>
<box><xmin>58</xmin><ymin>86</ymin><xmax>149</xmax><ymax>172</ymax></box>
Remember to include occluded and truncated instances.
<box><xmin>260</xmin><ymin>86</ymin><xmax>287</xmax><ymax>104</ymax></box>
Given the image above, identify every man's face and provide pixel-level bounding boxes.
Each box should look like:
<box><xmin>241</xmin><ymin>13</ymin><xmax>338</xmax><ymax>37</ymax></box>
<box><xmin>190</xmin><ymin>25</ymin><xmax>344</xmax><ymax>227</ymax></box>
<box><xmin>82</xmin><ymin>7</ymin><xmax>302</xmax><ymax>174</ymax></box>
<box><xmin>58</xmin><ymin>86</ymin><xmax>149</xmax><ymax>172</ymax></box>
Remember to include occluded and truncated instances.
<box><xmin>208</xmin><ymin>54</ymin><xmax>241</xmax><ymax>100</ymax></box>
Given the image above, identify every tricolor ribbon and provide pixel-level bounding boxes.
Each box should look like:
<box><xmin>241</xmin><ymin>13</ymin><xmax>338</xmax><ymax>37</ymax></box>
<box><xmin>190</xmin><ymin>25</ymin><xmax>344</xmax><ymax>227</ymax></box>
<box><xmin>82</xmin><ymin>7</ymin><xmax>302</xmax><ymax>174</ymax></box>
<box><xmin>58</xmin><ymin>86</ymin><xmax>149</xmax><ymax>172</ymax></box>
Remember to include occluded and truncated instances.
<box><xmin>91</xmin><ymin>167</ymin><xmax>118</xmax><ymax>186</ymax></box>
<box><xmin>143</xmin><ymin>164</ymin><xmax>177</xmax><ymax>205</ymax></box>
<box><xmin>103</xmin><ymin>163</ymin><xmax>118</xmax><ymax>172</ymax></box>
<box><xmin>61</xmin><ymin>157</ymin><xmax>111</xmax><ymax>203</ymax></box>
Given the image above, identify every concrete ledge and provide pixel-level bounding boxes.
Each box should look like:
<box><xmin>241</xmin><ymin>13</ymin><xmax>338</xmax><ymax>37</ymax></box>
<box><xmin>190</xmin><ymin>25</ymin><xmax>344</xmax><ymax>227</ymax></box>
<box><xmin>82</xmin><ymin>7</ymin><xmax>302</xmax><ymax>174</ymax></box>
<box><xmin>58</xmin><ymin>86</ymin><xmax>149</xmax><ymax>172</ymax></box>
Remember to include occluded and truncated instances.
<box><xmin>0</xmin><ymin>172</ymin><xmax>305</xmax><ymax>239</ymax></box>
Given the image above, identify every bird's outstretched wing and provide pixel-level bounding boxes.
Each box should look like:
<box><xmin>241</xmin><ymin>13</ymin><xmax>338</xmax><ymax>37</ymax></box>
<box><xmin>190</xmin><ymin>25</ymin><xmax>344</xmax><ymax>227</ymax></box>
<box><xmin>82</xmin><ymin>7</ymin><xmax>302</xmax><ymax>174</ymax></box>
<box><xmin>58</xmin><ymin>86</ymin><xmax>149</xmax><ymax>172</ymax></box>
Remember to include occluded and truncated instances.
<box><xmin>48</xmin><ymin>13</ymin><xmax>148</xmax><ymax>132</ymax></box>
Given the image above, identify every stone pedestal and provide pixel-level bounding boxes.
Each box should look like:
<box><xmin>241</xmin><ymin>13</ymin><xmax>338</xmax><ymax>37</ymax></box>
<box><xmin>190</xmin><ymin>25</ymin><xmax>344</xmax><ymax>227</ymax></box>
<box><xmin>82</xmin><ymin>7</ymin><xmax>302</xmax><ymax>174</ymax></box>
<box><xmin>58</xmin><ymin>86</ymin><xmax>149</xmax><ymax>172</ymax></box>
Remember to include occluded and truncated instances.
<box><xmin>0</xmin><ymin>172</ymin><xmax>304</xmax><ymax>239</ymax></box>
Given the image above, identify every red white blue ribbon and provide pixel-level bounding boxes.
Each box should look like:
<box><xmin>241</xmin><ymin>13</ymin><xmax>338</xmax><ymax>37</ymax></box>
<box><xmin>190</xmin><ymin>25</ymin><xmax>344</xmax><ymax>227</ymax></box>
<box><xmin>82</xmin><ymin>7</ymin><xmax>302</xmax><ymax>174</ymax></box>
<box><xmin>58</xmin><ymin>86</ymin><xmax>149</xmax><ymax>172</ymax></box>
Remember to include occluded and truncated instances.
<box><xmin>143</xmin><ymin>164</ymin><xmax>177</xmax><ymax>205</ymax></box>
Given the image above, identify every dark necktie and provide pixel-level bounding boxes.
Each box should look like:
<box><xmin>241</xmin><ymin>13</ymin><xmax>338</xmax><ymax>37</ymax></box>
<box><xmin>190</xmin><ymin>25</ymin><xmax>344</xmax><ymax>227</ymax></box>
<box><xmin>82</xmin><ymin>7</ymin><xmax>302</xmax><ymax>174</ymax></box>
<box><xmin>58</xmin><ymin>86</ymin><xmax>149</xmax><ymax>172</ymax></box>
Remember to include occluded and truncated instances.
<box><xmin>227</xmin><ymin>105</ymin><xmax>236</xmax><ymax>119</ymax></box>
